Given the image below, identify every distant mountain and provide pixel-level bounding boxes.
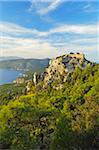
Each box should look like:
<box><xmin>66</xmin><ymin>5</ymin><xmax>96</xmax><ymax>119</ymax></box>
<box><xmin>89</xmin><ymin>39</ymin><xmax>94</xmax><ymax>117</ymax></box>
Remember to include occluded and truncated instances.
<box><xmin>0</xmin><ymin>56</ymin><xmax>22</xmax><ymax>61</ymax></box>
<box><xmin>0</xmin><ymin>58</ymin><xmax>50</xmax><ymax>73</ymax></box>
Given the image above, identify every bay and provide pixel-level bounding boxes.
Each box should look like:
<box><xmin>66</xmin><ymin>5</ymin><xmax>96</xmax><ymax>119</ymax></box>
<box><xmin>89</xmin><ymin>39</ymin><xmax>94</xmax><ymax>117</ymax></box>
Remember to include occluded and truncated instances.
<box><xmin>0</xmin><ymin>69</ymin><xmax>23</xmax><ymax>85</ymax></box>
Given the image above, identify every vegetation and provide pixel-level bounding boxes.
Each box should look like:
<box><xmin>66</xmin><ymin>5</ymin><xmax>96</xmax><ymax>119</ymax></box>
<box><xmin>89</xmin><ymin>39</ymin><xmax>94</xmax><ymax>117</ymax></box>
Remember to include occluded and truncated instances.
<box><xmin>0</xmin><ymin>64</ymin><xmax>99</xmax><ymax>149</ymax></box>
<box><xmin>0</xmin><ymin>83</ymin><xmax>26</xmax><ymax>106</ymax></box>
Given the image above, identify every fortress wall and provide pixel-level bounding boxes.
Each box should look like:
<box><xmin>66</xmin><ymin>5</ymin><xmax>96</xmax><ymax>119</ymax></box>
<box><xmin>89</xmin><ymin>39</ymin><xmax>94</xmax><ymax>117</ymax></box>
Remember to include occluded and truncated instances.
<box><xmin>65</xmin><ymin>53</ymin><xmax>85</xmax><ymax>59</ymax></box>
<box><xmin>49</xmin><ymin>53</ymin><xmax>85</xmax><ymax>66</ymax></box>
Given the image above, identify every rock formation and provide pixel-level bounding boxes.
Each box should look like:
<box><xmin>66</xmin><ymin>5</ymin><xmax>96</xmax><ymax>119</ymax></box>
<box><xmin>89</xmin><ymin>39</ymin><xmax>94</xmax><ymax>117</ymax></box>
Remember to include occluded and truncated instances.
<box><xmin>33</xmin><ymin>72</ymin><xmax>37</xmax><ymax>85</ymax></box>
<box><xmin>43</xmin><ymin>53</ymin><xmax>92</xmax><ymax>87</ymax></box>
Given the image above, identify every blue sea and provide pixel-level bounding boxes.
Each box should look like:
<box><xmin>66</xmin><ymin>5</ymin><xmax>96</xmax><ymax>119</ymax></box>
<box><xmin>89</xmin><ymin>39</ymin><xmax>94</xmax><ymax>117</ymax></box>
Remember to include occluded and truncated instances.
<box><xmin>0</xmin><ymin>69</ymin><xmax>23</xmax><ymax>85</ymax></box>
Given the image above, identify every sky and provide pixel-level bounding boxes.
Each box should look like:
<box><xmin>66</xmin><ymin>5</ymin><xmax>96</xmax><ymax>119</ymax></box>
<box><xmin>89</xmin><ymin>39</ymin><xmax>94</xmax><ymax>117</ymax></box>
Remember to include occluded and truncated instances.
<box><xmin>0</xmin><ymin>0</ymin><xmax>99</xmax><ymax>62</ymax></box>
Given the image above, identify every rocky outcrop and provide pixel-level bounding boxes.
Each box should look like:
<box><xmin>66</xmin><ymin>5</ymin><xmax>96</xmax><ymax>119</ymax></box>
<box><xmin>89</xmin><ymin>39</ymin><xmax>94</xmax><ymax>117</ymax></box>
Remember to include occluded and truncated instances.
<box><xmin>43</xmin><ymin>53</ymin><xmax>92</xmax><ymax>87</ymax></box>
<box><xmin>13</xmin><ymin>77</ymin><xmax>25</xmax><ymax>84</ymax></box>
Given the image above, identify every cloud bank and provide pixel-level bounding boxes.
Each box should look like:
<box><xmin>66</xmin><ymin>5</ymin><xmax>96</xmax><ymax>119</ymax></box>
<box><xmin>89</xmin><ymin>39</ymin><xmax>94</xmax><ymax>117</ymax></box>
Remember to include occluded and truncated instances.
<box><xmin>0</xmin><ymin>21</ymin><xmax>99</xmax><ymax>61</ymax></box>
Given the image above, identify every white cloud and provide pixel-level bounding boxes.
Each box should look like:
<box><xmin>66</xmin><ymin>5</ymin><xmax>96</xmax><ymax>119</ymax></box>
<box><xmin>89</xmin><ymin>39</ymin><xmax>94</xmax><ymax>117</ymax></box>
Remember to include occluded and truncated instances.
<box><xmin>28</xmin><ymin>0</ymin><xmax>64</xmax><ymax>15</ymax></box>
<box><xmin>28</xmin><ymin>0</ymin><xmax>98</xmax><ymax>16</ymax></box>
<box><xmin>83</xmin><ymin>3</ymin><xmax>99</xmax><ymax>13</ymax></box>
<box><xmin>1</xmin><ymin>35</ymin><xmax>98</xmax><ymax>61</ymax></box>
<box><xmin>71</xmin><ymin>37</ymin><xmax>98</xmax><ymax>44</ymax></box>
<box><xmin>0</xmin><ymin>21</ymin><xmax>46</xmax><ymax>37</ymax></box>
<box><xmin>47</xmin><ymin>24</ymin><xmax>99</xmax><ymax>35</ymax></box>
<box><xmin>37</xmin><ymin>0</ymin><xmax>63</xmax><ymax>15</ymax></box>
<box><xmin>0</xmin><ymin>36</ymin><xmax>57</xmax><ymax>58</ymax></box>
<box><xmin>0</xmin><ymin>21</ymin><xmax>99</xmax><ymax>61</ymax></box>
<box><xmin>0</xmin><ymin>21</ymin><xmax>98</xmax><ymax>38</ymax></box>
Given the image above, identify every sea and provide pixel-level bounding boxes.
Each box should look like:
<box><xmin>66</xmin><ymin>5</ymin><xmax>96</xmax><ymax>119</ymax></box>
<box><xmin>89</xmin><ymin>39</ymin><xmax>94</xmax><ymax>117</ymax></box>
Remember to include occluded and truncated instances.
<box><xmin>0</xmin><ymin>69</ymin><xmax>23</xmax><ymax>85</ymax></box>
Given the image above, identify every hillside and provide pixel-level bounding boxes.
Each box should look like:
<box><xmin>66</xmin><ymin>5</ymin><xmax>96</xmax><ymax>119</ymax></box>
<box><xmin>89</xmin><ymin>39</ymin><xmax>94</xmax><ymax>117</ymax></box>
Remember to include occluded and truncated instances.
<box><xmin>0</xmin><ymin>53</ymin><xmax>99</xmax><ymax>150</ymax></box>
<box><xmin>0</xmin><ymin>58</ymin><xmax>50</xmax><ymax>73</ymax></box>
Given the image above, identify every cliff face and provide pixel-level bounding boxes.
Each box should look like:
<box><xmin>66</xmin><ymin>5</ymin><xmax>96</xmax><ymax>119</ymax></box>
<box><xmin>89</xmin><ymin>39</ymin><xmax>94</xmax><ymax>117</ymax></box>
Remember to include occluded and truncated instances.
<box><xmin>43</xmin><ymin>53</ymin><xmax>92</xmax><ymax>87</ymax></box>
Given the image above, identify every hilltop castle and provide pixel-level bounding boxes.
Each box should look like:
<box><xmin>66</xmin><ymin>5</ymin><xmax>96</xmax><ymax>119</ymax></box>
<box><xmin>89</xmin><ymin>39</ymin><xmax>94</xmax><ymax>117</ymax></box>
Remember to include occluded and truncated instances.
<box><xmin>49</xmin><ymin>53</ymin><xmax>85</xmax><ymax>65</ymax></box>
<box><xmin>43</xmin><ymin>53</ymin><xmax>91</xmax><ymax>88</ymax></box>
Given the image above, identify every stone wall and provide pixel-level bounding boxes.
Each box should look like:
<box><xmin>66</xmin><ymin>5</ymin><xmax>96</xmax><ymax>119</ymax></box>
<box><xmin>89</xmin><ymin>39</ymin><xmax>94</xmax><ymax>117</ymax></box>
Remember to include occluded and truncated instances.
<box><xmin>65</xmin><ymin>53</ymin><xmax>85</xmax><ymax>60</ymax></box>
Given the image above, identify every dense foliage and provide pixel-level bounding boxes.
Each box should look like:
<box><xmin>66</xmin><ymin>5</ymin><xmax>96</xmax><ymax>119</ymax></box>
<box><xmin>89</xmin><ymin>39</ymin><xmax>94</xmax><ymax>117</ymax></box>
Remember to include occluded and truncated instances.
<box><xmin>0</xmin><ymin>65</ymin><xmax>99</xmax><ymax>149</ymax></box>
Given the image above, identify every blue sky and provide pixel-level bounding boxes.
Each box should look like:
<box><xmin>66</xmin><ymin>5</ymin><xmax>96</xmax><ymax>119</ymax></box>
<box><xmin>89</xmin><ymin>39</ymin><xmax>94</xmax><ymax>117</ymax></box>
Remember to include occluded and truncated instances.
<box><xmin>0</xmin><ymin>0</ymin><xmax>99</xmax><ymax>61</ymax></box>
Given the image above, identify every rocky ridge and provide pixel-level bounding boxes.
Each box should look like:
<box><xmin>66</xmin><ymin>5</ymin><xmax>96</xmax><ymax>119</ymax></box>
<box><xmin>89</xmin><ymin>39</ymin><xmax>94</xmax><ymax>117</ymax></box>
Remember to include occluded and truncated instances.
<box><xmin>43</xmin><ymin>53</ymin><xmax>92</xmax><ymax>87</ymax></box>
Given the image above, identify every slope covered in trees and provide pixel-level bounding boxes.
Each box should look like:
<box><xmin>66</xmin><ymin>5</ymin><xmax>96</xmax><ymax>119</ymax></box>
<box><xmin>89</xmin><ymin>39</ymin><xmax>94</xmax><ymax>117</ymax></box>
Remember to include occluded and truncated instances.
<box><xmin>0</xmin><ymin>57</ymin><xmax>99</xmax><ymax>149</ymax></box>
